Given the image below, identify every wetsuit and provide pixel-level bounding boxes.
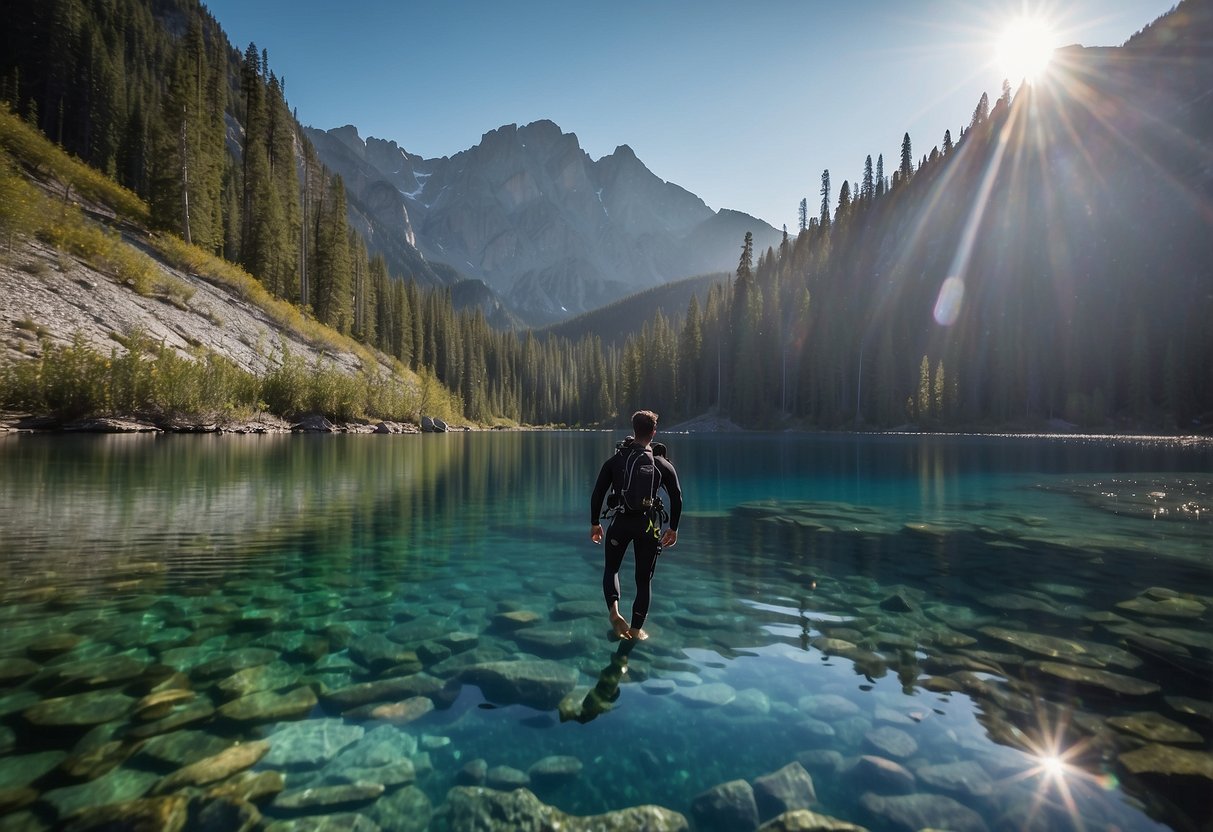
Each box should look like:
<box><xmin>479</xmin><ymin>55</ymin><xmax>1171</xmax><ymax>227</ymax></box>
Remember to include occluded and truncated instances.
<box><xmin>590</xmin><ymin>446</ymin><xmax>682</xmax><ymax>631</ymax></box>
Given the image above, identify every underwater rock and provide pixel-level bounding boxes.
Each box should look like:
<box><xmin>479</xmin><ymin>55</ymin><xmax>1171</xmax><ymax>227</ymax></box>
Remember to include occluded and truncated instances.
<box><xmin>23</xmin><ymin>690</ymin><xmax>134</xmax><ymax>727</ymax></box>
<box><xmin>126</xmin><ymin>698</ymin><xmax>215</xmax><ymax>739</ymax></box>
<box><xmin>978</xmin><ymin>627</ymin><xmax>1141</xmax><ymax>669</ymax></box>
<box><xmin>1166</xmin><ymin>696</ymin><xmax>1213</xmax><ymax>721</ymax></box>
<box><xmin>348</xmin><ymin>635</ymin><xmax>421</xmax><ymax>674</ymax></box>
<box><xmin>26</xmin><ymin>632</ymin><xmax>83</xmax><ymax>659</ymax></box>
<box><xmin>1107</xmin><ymin>711</ymin><xmax>1203</xmax><ymax>744</ymax></box>
<box><xmin>797</xmin><ymin>694</ymin><xmax>860</xmax><ymax>721</ymax></box>
<box><xmin>794</xmin><ymin>750</ymin><xmax>844</xmax><ymax>776</ymax></box>
<box><xmin>133</xmin><ymin>689</ymin><xmax>196</xmax><ymax>721</ymax></box>
<box><xmin>491</xmin><ymin>610</ymin><xmax>543</xmax><ymax>631</ymax></box>
<box><xmin>862</xmin><ymin>727</ymin><xmax>917</xmax><ymax>759</ymax></box>
<box><xmin>641</xmin><ymin>679</ymin><xmax>678</xmax><ymax>695</ymax></box>
<box><xmin>1119</xmin><ymin>743</ymin><xmax>1213</xmax><ymax>779</ymax></box>
<box><xmin>916</xmin><ymin>761</ymin><xmax>994</xmax><ymax>798</ymax></box>
<box><xmin>217</xmin><ymin>661</ymin><xmax>300</xmax><ymax>699</ymax></box>
<box><xmin>363</xmin><ymin>784</ymin><xmax>431</xmax><ymax>832</ymax></box>
<box><xmin>1115</xmin><ymin>596</ymin><xmax>1206</xmax><ymax>619</ymax></box>
<box><xmin>330</xmin><ymin>724</ymin><xmax>418</xmax><ymax>769</ymax></box>
<box><xmin>752</xmin><ymin>761</ymin><xmax>817</xmax><ymax>820</ymax></box>
<box><xmin>1030</xmin><ymin>661</ymin><xmax>1160</xmax><ymax>696</ymax></box>
<box><xmin>41</xmin><ymin>766</ymin><xmax>160</xmax><ymax>820</ymax></box>
<box><xmin>459</xmin><ymin>660</ymin><xmax>579</xmax><ymax>710</ymax></box>
<box><xmin>0</xmin><ymin>658</ymin><xmax>40</xmax><ymax>685</ymax></box>
<box><xmin>674</xmin><ymin>682</ymin><xmax>737</xmax><ymax>709</ymax></box>
<box><xmin>552</xmin><ymin>600</ymin><xmax>603</xmax><ymax>620</ymax></box>
<box><xmin>58</xmin><ymin>795</ymin><xmax>190</xmax><ymax>831</ymax></box>
<box><xmin>61</xmin><ymin>739</ymin><xmax>136</xmax><ymax>780</ymax></box>
<box><xmin>512</xmin><ymin>624</ymin><xmax>594</xmax><ymax>659</ymax></box>
<box><xmin>528</xmin><ymin>755</ymin><xmax>583</xmax><ymax>787</ymax></box>
<box><xmin>343</xmin><ymin>695</ymin><xmax>434</xmax><ymax>724</ymax></box>
<box><xmin>878</xmin><ymin>594</ymin><xmax>914</xmax><ymax>613</ymax></box>
<box><xmin>858</xmin><ymin>792</ymin><xmax>987</xmax><ymax>832</ymax></box>
<box><xmin>756</xmin><ymin>809</ymin><xmax>869</xmax><ymax>831</ymax></box>
<box><xmin>205</xmin><ymin>770</ymin><xmax>285</xmax><ymax>803</ymax></box>
<box><xmin>844</xmin><ymin>756</ymin><xmax>915</xmax><ymax>795</ymax></box>
<box><xmin>0</xmin><ymin>750</ymin><xmax>67</xmax><ymax>789</ymax></box>
<box><xmin>265</xmin><ymin>813</ymin><xmax>382</xmax><ymax>832</ymax></box>
<box><xmin>272</xmin><ymin>782</ymin><xmax>384</xmax><ymax>812</ymax></box>
<box><xmin>218</xmin><ymin>686</ymin><xmax>317</xmax><ymax>724</ymax></box>
<box><xmin>134</xmin><ymin>729</ymin><xmax>231</xmax><ymax>768</ymax></box>
<box><xmin>485</xmin><ymin>765</ymin><xmax>530</xmax><ymax>790</ymax></box>
<box><xmin>1148</xmin><ymin>627</ymin><xmax>1213</xmax><ymax>651</ymax></box>
<box><xmin>691</xmin><ymin>778</ymin><xmax>760</xmax><ymax>832</ymax></box>
<box><xmin>321</xmin><ymin>674</ymin><xmax>445</xmax><ymax>709</ymax></box>
<box><xmin>322</xmin><ymin>760</ymin><xmax>416</xmax><ymax>789</ymax></box>
<box><xmin>262</xmin><ymin>719</ymin><xmax>364</xmax><ymax>770</ymax></box>
<box><xmin>730</xmin><ymin>687</ymin><xmax>772</xmax><ymax>715</ymax></box>
<box><xmin>0</xmin><ymin>786</ymin><xmax>37</xmax><ymax>814</ymax></box>
<box><xmin>192</xmin><ymin>648</ymin><xmax>280</xmax><ymax>680</ymax></box>
<box><xmin>152</xmin><ymin>739</ymin><xmax>270</xmax><ymax>794</ymax></box>
<box><xmin>456</xmin><ymin>758</ymin><xmax>487</xmax><ymax>786</ymax></box>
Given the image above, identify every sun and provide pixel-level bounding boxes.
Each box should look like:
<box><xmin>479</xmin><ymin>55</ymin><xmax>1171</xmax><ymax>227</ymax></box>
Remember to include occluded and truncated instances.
<box><xmin>995</xmin><ymin>16</ymin><xmax>1058</xmax><ymax>83</ymax></box>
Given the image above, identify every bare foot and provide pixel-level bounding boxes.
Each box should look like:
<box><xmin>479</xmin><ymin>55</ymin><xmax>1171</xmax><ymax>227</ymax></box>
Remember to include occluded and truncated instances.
<box><xmin>609</xmin><ymin>614</ymin><xmax>632</xmax><ymax>639</ymax></box>
<box><xmin>627</xmin><ymin>627</ymin><xmax>649</xmax><ymax>641</ymax></box>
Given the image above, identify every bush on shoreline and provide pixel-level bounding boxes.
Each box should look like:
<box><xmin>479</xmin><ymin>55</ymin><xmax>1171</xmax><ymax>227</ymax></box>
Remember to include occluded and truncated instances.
<box><xmin>0</xmin><ymin>332</ymin><xmax>462</xmax><ymax>425</ymax></box>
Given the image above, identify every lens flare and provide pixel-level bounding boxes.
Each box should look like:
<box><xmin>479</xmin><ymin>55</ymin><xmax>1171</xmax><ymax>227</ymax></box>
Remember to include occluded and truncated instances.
<box><xmin>933</xmin><ymin>276</ymin><xmax>965</xmax><ymax>326</ymax></box>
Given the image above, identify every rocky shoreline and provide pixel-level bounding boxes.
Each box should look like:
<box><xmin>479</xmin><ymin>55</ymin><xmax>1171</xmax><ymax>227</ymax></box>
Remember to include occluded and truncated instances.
<box><xmin>0</xmin><ymin>412</ymin><xmax>491</xmax><ymax>435</ymax></box>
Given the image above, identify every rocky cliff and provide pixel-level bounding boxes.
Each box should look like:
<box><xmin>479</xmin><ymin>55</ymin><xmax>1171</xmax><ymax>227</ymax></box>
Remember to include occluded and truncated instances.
<box><xmin>308</xmin><ymin>120</ymin><xmax>782</xmax><ymax>325</ymax></box>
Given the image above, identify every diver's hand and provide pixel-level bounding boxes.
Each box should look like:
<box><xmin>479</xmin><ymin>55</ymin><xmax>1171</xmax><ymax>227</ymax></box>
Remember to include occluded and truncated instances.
<box><xmin>661</xmin><ymin>529</ymin><xmax>677</xmax><ymax>548</ymax></box>
<box><xmin>591</xmin><ymin>524</ymin><xmax>603</xmax><ymax>544</ymax></box>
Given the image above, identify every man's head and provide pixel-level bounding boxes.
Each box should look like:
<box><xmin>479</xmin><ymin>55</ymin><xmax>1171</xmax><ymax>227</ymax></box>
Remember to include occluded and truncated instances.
<box><xmin>631</xmin><ymin>410</ymin><xmax>658</xmax><ymax>442</ymax></box>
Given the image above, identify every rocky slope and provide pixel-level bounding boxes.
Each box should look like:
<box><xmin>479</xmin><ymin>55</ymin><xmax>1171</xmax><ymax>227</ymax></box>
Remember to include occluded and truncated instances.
<box><xmin>309</xmin><ymin>120</ymin><xmax>783</xmax><ymax>325</ymax></box>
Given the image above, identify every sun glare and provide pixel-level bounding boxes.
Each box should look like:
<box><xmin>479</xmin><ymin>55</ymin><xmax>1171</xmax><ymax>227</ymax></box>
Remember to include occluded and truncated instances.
<box><xmin>996</xmin><ymin>17</ymin><xmax>1057</xmax><ymax>83</ymax></box>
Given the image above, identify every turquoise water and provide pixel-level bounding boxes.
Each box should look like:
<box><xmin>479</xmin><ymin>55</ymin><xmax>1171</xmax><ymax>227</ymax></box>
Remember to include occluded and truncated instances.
<box><xmin>0</xmin><ymin>432</ymin><xmax>1210</xmax><ymax>831</ymax></box>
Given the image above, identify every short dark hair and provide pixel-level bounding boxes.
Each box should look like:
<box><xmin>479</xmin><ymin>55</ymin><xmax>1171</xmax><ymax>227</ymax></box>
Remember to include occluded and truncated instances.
<box><xmin>632</xmin><ymin>410</ymin><xmax>658</xmax><ymax>439</ymax></box>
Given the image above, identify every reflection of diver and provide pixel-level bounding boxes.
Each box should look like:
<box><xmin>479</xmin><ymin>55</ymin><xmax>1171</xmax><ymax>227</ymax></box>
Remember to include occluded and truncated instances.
<box><xmin>568</xmin><ymin>639</ymin><xmax>637</xmax><ymax>723</ymax></box>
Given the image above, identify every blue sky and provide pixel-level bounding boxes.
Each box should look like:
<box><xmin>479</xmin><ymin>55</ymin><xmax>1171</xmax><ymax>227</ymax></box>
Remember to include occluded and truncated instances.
<box><xmin>203</xmin><ymin>0</ymin><xmax>1176</xmax><ymax>230</ymax></box>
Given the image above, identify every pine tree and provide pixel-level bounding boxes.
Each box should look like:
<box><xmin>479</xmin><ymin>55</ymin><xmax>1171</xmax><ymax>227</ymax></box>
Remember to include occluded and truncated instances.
<box><xmin>970</xmin><ymin>92</ymin><xmax>990</xmax><ymax>130</ymax></box>
<box><xmin>835</xmin><ymin>180</ymin><xmax>851</xmax><ymax>225</ymax></box>
<box><xmin>798</xmin><ymin>198</ymin><xmax>808</xmax><ymax>232</ymax></box>
<box><xmin>861</xmin><ymin>155</ymin><xmax>875</xmax><ymax>202</ymax></box>
<box><xmin>899</xmin><ymin>133</ymin><xmax>913</xmax><ymax>185</ymax></box>
<box><xmin>819</xmin><ymin>169</ymin><xmax>831</xmax><ymax>231</ymax></box>
<box><xmin>943</xmin><ymin>129</ymin><xmax>953</xmax><ymax>154</ymax></box>
<box><xmin>875</xmin><ymin>154</ymin><xmax>885</xmax><ymax>197</ymax></box>
<box><xmin>1000</xmin><ymin>78</ymin><xmax>1012</xmax><ymax>107</ymax></box>
<box><xmin>313</xmin><ymin>174</ymin><xmax>353</xmax><ymax>333</ymax></box>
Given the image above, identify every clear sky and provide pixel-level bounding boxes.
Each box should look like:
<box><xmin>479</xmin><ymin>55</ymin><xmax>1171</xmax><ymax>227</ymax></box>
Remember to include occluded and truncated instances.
<box><xmin>202</xmin><ymin>0</ymin><xmax>1176</xmax><ymax>230</ymax></box>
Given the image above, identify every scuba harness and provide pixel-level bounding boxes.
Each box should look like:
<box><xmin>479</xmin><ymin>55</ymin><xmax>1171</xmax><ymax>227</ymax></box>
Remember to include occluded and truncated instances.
<box><xmin>600</xmin><ymin>437</ymin><xmax>669</xmax><ymax>539</ymax></box>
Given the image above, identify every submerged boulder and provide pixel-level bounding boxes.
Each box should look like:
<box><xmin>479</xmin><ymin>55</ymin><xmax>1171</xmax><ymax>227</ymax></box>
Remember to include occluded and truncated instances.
<box><xmin>458</xmin><ymin>660</ymin><xmax>579</xmax><ymax>710</ymax></box>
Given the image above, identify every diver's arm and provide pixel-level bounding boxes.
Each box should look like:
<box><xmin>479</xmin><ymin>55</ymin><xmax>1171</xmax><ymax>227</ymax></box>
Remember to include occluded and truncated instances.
<box><xmin>657</xmin><ymin>457</ymin><xmax>682</xmax><ymax>532</ymax></box>
<box><xmin>590</xmin><ymin>458</ymin><xmax>613</xmax><ymax>527</ymax></box>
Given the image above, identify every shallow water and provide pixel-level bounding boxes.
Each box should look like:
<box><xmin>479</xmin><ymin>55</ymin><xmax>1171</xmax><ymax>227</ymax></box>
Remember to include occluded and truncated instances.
<box><xmin>0</xmin><ymin>432</ymin><xmax>1210</xmax><ymax>830</ymax></box>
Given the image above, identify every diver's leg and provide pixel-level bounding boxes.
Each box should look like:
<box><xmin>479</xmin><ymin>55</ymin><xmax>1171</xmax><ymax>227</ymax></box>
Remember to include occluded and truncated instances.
<box><xmin>602</xmin><ymin>522</ymin><xmax>631</xmax><ymax>638</ymax></box>
<box><xmin>628</xmin><ymin>531</ymin><xmax>661</xmax><ymax>638</ymax></box>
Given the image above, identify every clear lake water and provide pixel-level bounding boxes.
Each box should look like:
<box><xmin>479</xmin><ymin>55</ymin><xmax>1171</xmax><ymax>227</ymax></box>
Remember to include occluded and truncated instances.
<box><xmin>0</xmin><ymin>431</ymin><xmax>1210</xmax><ymax>831</ymax></box>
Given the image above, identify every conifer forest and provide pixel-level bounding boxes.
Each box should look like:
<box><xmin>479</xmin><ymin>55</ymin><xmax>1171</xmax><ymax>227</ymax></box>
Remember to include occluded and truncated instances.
<box><xmin>2</xmin><ymin>0</ymin><xmax>1210</xmax><ymax>430</ymax></box>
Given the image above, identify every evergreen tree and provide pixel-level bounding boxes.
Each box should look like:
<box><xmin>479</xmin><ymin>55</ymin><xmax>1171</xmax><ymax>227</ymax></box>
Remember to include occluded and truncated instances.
<box><xmin>313</xmin><ymin>174</ymin><xmax>353</xmax><ymax>333</ymax></box>
<box><xmin>835</xmin><ymin>180</ymin><xmax>851</xmax><ymax>224</ymax></box>
<box><xmin>819</xmin><ymin>169</ymin><xmax>831</xmax><ymax>231</ymax></box>
<box><xmin>899</xmin><ymin>133</ymin><xmax>913</xmax><ymax>185</ymax></box>
<box><xmin>943</xmin><ymin>129</ymin><xmax>954</xmax><ymax>154</ymax></box>
<box><xmin>971</xmin><ymin>92</ymin><xmax>990</xmax><ymax>129</ymax></box>
<box><xmin>1000</xmin><ymin>78</ymin><xmax>1012</xmax><ymax>108</ymax></box>
<box><xmin>875</xmin><ymin>154</ymin><xmax>885</xmax><ymax>197</ymax></box>
<box><xmin>861</xmin><ymin>155</ymin><xmax>875</xmax><ymax>202</ymax></box>
<box><xmin>798</xmin><ymin>198</ymin><xmax>808</xmax><ymax>232</ymax></box>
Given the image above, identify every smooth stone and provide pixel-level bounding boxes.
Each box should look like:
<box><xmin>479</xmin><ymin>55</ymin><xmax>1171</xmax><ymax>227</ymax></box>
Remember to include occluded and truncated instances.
<box><xmin>320</xmin><ymin>675</ymin><xmax>444</xmax><ymax>709</ymax></box>
<box><xmin>126</xmin><ymin>699</ymin><xmax>215</xmax><ymax>738</ymax></box>
<box><xmin>264</xmin><ymin>813</ymin><xmax>382</xmax><ymax>832</ymax></box>
<box><xmin>445</xmin><ymin>786</ymin><xmax>687</xmax><ymax>831</ymax></box>
<box><xmin>730</xmin><ymin>688</ymin><xmax>772</xmax><ymax>715</ymax></box>
<box><xmin>863</xmin><ymin>726</ymin><xmax>917</xmax><ymax>759</ymax></box>
<box><xmin>344</xmin><ymin>696</ymin><xmax>434</xmax><ymax>724</ymax></box>
<box><xmin>512</xmin><ymin>625</ymin><xmax>588</xmax><ymax>659</ymax></box>
<box><xmin>1116</xmin><ymin>597</ymin><xmax>1205</xmax><ymax>619</ymax></box>
<box><xmin>979</xmin><ymin>627</ymin><xmax>1140</xmax><ymax>669</ymax></box>
<box><xmin>152</xmin><ymin>740</ymin><xmax>270</xmax><ymax>794</ymax></box>
<box><xmin>756</xmin><ymin>810</ymin><xmax>869</xmax><ymax>831</ymax></box>
<box><xmin>1031</xmin><ymin>661</ymin><xmax>1160</xmax><ymax>696</ymax></box>
<box><xmin>794</xmin><ymin>750</ymin><xmax>845</xmax><ymax>776</ymax></box>
<box><xmin>438</xmin><ymin>631</ymin><xmax>478</xmax><ymax>653</ymax></box>
<box><xmin>491</xmin><ymin>610</ymin><xmax>543</xmax><ymax>631</ymax></box>
<box><xmin>133</xmin><ymin>689</ymin><xmax>197</xmax><ymax>721</ymax></box>
<box><xmin>331</xmin><ymin>725</ymin><xmax>418</xmax><ymax>769</ymax></box>
<box><xmin>1108</xmin><ymin>711</ymin><xmax>1204</xmax><ymax>744</ymax></box>
<box><xmin>41</xmin><ymin>767</ymin><xmax>160</xmax><ymax>820</ymax></box>
<box><xmin>205</xmin><ymin>770</ymin><xmax>286</xmax><ymax>803</ymax></box>
<box><xmin>917</xmin><ymin>761</ymin><xmax>994</xmax><ymax>797</ymax></box>
<box><xmin>61</xmin><ymin>740</ymin><xmax>135</xmax><ymax>780</ymax></box>
<box><xmin>1119</xmin><ymin>743</ymin><xmax>1213</xmax><ymax>778</ymax></box>
<box><xmin>844</xmin><ymin>756</ymin><xmax>915</xmax><ymax>794</ymax></box>
<box><xmin>528</xmin><ymin>755</ymin><xmax>583</xmax><ymax>786</ymax></box>
<box><xmin>363</xmin><ymin>784</ymin><xmax>432</xmax><ymax>832</ymax></box>
<box><xmin>58</xmin><ymin>795</ymin><xmax>190</xmax><ymax>832</ymax></box>
<box><xmin>348</xmin><ymin>636</ymin><xmax>421</xmax><ymax>674</ymax></box>
<box><xmin>23</xmin><ymin>691</ymin><xmax>134</xmax><ymax>727</ymax></box>
<box><xmin>0</xmin><ymin>751</ymin><xmax>67</xmax><ymax>789</ymax></box>
<box><xmin>0</xmin><ymin>691</ymin><xmax>40</xmax><ymax>718</ymax></box>
<box><xmin>219</xmin><ymin>686</ymin><xmax>317</xmax><ymax>723</ymax></box>
<box><xmin>0</xmin><ymin>725</ymin><xmax>16</xmax><ymax>754</ymax></box>
<box><xmin>752</xmin><ymin>762</ymin><xmax>817</xmax><ymax>821</ymax></box>
<box><xmin>879</xmin><ymin>594</ymin><xmax>914</xmax><ymax>613</ymax></box>
<box><xmin>459</xmin><ymin>660</ymin><xmax>579</xmax><ymax>710</ymax></box>
<box><xmin>273</xmin><ymin>782</ymin><xmax>384</xmax><ymax>811</ymax></box>
<box><xmin>26</xmin><ymin>632</ymin><xmax>83</xmax><ymax>659</ymax></box>
<box><xmin>322</xmin><ymin>760</ymin><xmax>415</xmax><ymax>789</ymax></box>
<box><xmin>642</xmin><ymin>679</ymin><xmax>678</xmax><ymax>695</ymax></box>
<box><xmin>486</xmin><ymin>765</ymin><xmax>531</xmax><ymax>790</ymax></box>
<box><xmin>873</xmin><ymin>706</ymin><xmax>914</xmax><ymax>726</ymax></box>
<box><xmin>674</xmin><ymin>682</ymin><xmax>737</xmax><ymax>709</ymax></box>
<box><xmin>135</xmin><ymin>732</ymin><xmax>231</xmax><ymax>771</ymax></box>
<box><xmin>44</xmin><ymin>654</ymin><xmax>148</xmax><ymax>690</ymax></box>
<box><xmin>456</xmin><ymin>758</ymin><xmax>487</xmax><ymax>786</ymax></box>
<box><xmin>797</xmin><ymin>694</ymin><xmax>859</xmax><ymax>720</ymax></box>
<box><xmin>1149</xmin><ymin>627</ymin><xmax>1213</xmax><ymax>651</ymax></box>
<box><xmin>858</xmin><ymin>792</ymin><xmax>987</xmax><ymax>832</ymax></box>
<box><xmin>1166</xmin><ymin>696</ymin><xmax>1213</xmax><ymax>721</ymax></box>
<box><xmin>192</xmin><ymin>648</ymin><xmax>280</xmax><ymax>680</ymax></box>
<box><xmin>0</xmin><ymin>658</ymin><xmax>40</xmax><ymax>685</ymax></box>
<box><xmin>262</xmin><ymin>719</ymin><xmax>365</xmax><ymax>770</ymax></box>
<box><xmin>217</xmin><ymin>661</ymin><xmax>300</xmax><ymax>699</ymax></box>
<box><xmin>691</xmin><ymin>779</ymin><xmax>760</xmax><ymax>832</ymax></box>
<box><xmin>552</xmin><ymin>600</ymin><xmax>603</xmax><ymax>620</ymax></box>
<box><xmin>0</xmin><ymin>787</ymin><xmax>38</xmax><ymax>814</ymax></box>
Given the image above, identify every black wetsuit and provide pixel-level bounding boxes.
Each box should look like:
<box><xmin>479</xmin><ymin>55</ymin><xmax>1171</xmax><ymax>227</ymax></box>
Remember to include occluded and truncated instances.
<box><xmin>590</xmin><ymin>446</ymin><xmax>682</xmax><ymax>630</ymax></box>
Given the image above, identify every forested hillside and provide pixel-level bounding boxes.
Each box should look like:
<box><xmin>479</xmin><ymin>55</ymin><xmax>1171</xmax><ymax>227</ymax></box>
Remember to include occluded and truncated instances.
<box><xmin>3</xmin><ymin>0</ymin><xmax>1210</xmax><ymax>431</ymax></box>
